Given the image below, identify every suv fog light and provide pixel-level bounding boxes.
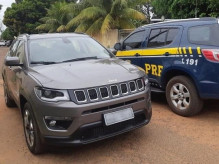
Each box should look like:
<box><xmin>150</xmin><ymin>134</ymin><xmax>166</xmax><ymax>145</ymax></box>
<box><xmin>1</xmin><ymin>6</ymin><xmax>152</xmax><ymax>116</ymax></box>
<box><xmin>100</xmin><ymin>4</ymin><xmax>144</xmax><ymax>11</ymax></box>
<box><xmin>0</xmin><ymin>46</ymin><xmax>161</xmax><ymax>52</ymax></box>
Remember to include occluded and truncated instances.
<box><xmin>49</xmin><ymin>120</ymin><xmax>56</xmax><ymax>127</ymax></box>
<box><xmin>44</xmin><ymin>116</ymin><xmax>73</xmax><ymax>130</ymax></box>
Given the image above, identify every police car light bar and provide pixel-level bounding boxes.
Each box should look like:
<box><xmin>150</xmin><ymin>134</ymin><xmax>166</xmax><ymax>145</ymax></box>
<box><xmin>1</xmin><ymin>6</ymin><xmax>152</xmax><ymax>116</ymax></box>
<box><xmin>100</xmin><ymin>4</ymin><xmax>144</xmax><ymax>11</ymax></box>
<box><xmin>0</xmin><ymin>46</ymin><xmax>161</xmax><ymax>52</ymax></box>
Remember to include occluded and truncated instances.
<box><xmin>202</xmin><ymin>49</ymin><xmax>219</xmax><ymax>62</ymax></box>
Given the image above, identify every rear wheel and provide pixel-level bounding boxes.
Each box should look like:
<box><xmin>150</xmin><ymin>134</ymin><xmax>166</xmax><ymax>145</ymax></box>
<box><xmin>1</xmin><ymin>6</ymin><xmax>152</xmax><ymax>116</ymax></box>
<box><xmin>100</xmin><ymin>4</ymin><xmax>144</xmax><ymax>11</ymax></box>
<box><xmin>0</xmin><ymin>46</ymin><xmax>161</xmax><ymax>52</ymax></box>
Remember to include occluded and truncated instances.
<box><xmin>23</xmin><ymin>102</ymin><xmax>45</xmax><ymax>154</ymax></box>
<box><xmin>3</xmin><ymin>83</ymin><xmax>16</xmax><ymax>107</ymax></box>
<box><xmin>166</xmin><ymin>76</ymin><xmax>203</xmax><ymax>116</ymax></box>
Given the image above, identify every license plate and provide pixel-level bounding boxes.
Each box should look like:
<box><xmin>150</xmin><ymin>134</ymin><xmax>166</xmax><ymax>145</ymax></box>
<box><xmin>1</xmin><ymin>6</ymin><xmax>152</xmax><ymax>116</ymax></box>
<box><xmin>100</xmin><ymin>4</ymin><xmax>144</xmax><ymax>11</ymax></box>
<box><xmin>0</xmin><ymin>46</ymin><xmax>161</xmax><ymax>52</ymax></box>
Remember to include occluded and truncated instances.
<box><xmin>104</xmin><ymin>108</ymin><xmax>134</xmax><ymax>126</ymax></box>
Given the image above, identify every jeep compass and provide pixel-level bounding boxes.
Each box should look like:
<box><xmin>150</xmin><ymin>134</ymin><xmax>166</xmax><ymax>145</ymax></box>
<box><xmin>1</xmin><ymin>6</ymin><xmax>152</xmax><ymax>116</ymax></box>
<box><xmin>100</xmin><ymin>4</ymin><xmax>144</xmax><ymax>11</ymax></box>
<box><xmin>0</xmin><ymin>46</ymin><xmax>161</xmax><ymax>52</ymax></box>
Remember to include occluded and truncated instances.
<box><xmin>2</xmin><ymin>33</ymin><xmax>152</xmax><ymax>154</ymax></box>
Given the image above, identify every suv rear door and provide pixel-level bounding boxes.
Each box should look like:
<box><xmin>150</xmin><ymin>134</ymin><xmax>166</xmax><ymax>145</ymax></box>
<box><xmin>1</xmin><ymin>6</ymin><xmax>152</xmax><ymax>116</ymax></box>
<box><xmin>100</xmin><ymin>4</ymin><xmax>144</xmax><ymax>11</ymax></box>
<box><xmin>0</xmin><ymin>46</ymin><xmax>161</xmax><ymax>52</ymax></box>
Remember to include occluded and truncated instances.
<box><xmin>116</xmin><ymin>26</ymin><xmax>183</xmax><ymax>91</ymax></box>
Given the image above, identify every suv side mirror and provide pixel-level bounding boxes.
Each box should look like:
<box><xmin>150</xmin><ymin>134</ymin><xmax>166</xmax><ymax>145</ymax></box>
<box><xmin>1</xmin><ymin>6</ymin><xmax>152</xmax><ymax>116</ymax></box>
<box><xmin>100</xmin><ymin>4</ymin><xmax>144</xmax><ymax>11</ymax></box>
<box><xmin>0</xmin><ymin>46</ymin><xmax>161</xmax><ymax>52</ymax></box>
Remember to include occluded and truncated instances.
<box><xmin>114</xmin><ymin>43</ymin><xmax>122</xmax><ymax>51</ymax></box>
<box><xmin>5</xmin><ymin>56</ymin><xmax>22</xmax><ymax>66</ymax></box>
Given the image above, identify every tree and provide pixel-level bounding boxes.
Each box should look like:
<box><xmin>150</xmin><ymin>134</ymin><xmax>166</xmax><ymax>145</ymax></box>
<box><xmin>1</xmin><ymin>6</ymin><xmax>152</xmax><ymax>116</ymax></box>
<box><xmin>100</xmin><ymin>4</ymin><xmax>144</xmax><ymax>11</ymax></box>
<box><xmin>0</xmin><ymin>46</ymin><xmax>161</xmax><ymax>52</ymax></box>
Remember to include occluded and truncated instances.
<box><xmin>36</xmin><ymin>2</ymin><xmax>72</xmax><ymax>33</ymax></box>
<box><xmin>151</xmin><ymin>0</ymin><xmax>219</xmax><ymax>19</ymax></box>
<box><xmin>128</xmin><ymin>0</ymin><xmax>152</xmax><ymax>24</ymax></box>
<box><xmin>170</xmin><ymin>0</ymin><xmax>219</xmax><ymax>18</ymax></box>
<box><xmin>66</xmin><ymin>0</ymin><xmax>146</xmax><ymax>36</ymax></box>
<box><xmin>1</xmin><ymin>28</ymin><xmax>15</xmax><ymax>40</ymax></box>
<box><xmin>3</xmin><ymin>0</ymin><xmax>63</xmax><ymax>35</ymax></box>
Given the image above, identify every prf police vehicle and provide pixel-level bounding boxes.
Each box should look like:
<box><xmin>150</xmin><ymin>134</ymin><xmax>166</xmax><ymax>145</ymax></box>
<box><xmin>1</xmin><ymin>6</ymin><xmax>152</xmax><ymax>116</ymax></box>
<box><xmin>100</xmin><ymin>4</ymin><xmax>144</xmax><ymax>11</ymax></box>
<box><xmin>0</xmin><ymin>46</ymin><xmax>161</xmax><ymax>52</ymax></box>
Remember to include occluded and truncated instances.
<box><xmin>114</xmin><ymin>18</ymin><xmax>219</xmax><ymax>117</ymax></box>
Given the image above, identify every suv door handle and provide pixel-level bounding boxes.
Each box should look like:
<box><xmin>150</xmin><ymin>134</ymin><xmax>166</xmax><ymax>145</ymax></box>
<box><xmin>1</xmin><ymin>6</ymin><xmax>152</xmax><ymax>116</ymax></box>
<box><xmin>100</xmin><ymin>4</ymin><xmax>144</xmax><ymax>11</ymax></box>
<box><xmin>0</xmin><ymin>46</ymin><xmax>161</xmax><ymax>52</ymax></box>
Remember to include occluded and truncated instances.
<box><xmin>164</xmin><ymin>52</ymin><xmax>170</xmax><ymax>56</ymax></box>
<box><xmin>134</xmin><ymin>53</ymin><xmax>140</xmax><ymax>57</ymax></box>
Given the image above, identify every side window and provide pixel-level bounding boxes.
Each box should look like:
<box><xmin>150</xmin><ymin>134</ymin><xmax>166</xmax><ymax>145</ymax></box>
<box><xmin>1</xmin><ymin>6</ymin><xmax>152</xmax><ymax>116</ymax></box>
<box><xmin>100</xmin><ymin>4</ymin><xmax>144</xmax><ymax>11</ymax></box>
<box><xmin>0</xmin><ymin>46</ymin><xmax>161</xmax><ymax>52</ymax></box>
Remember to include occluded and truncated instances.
<box><xmin>166</xmin><ymin>28</ymin><xmax>179</xmax><ymax>45</ymax></box>
<box><xmin>147</xmin><ymin>28</ymin><xmax>179</xmax><ymax>48</ymax></box>
<box><xmin>188</xmin><ymin>24</ymin><xmax>219</xmax><ymax>46</ymax></box>
<box><xmin>15</xmin><ymin>41</ymin><xmax>25</xmax><ymax>63</ymax></box>
<box><xmin>147</xmin><ymin>29</ymin><xmax>168</xmax><ymax>48</ymax></box>
<box><xmin>123</xmin><ymin>31</ymin><xmax>145</xmax><ymax>50</ymax></box>
<box><xmin>10</xmin><ymin>40</ymin><xmax>20</xmax><ymax>56</ymax></box>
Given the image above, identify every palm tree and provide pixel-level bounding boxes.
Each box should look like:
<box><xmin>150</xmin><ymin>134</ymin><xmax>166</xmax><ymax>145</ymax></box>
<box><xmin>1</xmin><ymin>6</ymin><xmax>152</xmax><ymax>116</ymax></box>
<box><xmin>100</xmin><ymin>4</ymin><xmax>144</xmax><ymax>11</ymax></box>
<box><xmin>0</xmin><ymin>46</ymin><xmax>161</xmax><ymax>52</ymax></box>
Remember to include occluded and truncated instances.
<box><xmin>36</xmin><ymin>1</ymin><xmax>74</xmax><ymax>33</ymax></box>
<box><xmin>66</xmin><ymin>0</ymin><xmax>146</xmax><ymax>36</ymax></box>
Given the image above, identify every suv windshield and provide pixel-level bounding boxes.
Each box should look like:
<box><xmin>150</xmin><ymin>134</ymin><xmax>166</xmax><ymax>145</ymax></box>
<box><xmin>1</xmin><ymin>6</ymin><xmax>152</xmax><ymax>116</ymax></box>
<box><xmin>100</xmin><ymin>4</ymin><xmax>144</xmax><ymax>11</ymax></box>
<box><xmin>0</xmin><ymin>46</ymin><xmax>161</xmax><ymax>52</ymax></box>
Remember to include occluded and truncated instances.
<box><xmin>188</xmin><ymin>24</ymin><xmax>219</xmax><ymax>46</ymax></box>
<box><xmin>29</xmin><ymin>36</ymin><xmax>111</xmax><ymax>64</ymax></box>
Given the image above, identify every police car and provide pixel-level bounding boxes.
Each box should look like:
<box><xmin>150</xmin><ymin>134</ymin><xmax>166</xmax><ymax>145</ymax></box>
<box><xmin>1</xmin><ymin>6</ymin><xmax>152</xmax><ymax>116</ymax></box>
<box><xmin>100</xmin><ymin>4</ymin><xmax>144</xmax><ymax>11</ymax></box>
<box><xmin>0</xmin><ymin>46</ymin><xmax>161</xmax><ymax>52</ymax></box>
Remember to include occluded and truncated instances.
<box><xmin>114</xmin><ymin>17</ymin><xmax>219</xmax><ymax>116</ymax></box>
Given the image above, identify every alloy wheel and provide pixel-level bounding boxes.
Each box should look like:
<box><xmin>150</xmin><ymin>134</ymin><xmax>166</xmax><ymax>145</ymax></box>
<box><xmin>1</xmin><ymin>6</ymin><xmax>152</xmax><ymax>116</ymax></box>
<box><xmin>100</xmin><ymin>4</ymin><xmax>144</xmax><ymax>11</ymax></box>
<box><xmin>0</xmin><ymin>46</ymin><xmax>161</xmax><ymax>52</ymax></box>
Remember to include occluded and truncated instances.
<box><xmin>170</xmin><ymin>83</ymin><xmax>190</xmax><ymax>110</ymax></box>
<box><xmin>24</xmin><ymin>109</ymin><xmax>35</xmax><ymax>147</ymax></box>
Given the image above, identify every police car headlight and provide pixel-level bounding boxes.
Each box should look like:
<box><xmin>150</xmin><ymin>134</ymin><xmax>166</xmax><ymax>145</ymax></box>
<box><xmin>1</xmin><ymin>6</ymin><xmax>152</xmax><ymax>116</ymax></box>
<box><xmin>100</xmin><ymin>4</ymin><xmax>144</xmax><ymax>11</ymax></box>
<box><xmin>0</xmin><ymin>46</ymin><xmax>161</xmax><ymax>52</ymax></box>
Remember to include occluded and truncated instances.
<box><xmin>34</xmin><ymin>87</ymin><xmax>70</xmax><ymax>102</ymax></box>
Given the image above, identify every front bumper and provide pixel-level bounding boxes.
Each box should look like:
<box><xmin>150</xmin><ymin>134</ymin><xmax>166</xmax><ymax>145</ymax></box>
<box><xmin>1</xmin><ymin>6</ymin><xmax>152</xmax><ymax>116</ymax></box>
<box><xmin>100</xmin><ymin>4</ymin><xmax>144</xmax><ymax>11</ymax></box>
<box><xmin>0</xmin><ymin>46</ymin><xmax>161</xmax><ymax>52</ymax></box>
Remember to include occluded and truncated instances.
<box><xmin>30</xmin><ymin>87</ymin><xmax>152</xmax><ymax>146</ymax></box>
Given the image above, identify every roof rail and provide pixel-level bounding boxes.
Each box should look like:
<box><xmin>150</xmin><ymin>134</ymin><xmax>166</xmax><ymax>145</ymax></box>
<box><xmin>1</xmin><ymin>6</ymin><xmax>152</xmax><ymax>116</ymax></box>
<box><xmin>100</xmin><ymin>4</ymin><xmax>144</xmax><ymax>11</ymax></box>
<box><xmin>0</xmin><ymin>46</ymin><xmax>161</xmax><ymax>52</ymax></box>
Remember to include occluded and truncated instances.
<box><xmin>19</xmin><ymin>33</ymin><xmax>30</xmax><ymax>38</ymax></box>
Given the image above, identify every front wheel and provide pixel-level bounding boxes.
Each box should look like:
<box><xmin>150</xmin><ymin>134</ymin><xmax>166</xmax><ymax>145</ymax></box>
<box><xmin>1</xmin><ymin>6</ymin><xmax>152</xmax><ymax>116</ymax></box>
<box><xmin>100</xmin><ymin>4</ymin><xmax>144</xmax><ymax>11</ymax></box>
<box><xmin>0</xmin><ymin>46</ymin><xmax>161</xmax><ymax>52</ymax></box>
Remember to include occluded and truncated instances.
<box><xmin>166</xmin><ymin>76</ymin><xmax>203</xmax><ymax>117</ymax></box>
<box><xmin>23</xmin><ymin>102</ymin><xmax>45</xmax><ymax>154</ymax></box>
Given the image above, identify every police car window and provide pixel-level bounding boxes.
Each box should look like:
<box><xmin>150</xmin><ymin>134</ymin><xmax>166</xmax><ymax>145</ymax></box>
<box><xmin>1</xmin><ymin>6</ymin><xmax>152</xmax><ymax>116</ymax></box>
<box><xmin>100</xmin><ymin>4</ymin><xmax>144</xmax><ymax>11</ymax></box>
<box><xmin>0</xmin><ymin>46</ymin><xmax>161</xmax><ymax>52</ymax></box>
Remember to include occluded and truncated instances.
<box><xmin>166</xmin><ymin>28</ymin><xmax>179</xmax><ymax>45</ymax></box>
<box><xmin>123</xmin><ymin>31</ymin><xmax>145</xmax><ymax>50</ymax></box>
<box><xmin>147</xmin><ymin>29</ymin><xmax>168</xmax><ymax>48</ymax></box>
<box><xmin>188</xmin><ymin>24</ymin><xmax>219</xmax><ymax>46</ymax></box>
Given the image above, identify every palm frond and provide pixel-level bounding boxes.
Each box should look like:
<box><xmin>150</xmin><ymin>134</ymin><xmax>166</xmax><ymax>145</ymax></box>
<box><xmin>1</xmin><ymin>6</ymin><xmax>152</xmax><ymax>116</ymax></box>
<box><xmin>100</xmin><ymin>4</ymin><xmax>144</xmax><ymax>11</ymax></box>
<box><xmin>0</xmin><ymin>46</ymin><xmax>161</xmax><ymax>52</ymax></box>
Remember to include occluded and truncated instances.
<box><xmin>66</xmin><ymin>6</ymin><xmax>106</xmax><ymax>30</ymax></box>
<box><xmin>122</xmin><ymin>8</ymin><xmax>146</xmax><ymax>20</ymax></box>
<box><xmin>57</xmin><ymin>25</ymin><xmax>66</xmax><ymax>32</ymax></box>
<box><xmin>86</xmin><ymin>18</ymin><xmax>104</xmax><ymax>36</ymax></box>
<box><xmin>75</xmin><ymin>22</ymin><xmax>90</xmax><ymax>33</ymax></box>
<box><xmin>100</xmin><ymin>14</ymin><xmax>113</xmax><ymax>34</ymax></box>
<box><xmin>118</xmin><ymin>18</ymin><xmax>135</xmax><ymax>29</ymax></box>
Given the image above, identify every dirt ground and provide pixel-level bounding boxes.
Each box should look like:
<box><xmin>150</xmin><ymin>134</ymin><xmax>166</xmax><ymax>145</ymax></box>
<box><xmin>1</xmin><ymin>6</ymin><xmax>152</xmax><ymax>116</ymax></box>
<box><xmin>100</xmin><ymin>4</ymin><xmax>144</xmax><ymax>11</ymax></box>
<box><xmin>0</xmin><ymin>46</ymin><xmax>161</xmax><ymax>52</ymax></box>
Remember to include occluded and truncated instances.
<box><xmin>0</xmin><ymin>47</ymin><xmax>218</xmax><ymax>164</ymax></box>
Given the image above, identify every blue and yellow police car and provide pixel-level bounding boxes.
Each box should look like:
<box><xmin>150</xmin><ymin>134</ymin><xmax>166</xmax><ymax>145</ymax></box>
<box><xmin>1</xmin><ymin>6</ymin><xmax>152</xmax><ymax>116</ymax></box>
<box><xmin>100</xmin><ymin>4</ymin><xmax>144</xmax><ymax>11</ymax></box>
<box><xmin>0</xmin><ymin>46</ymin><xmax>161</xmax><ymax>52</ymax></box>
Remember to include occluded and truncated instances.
<box><xmin>114</xmin><ymin>17</ymin><xmax>219</xmax><ymax>116</ymax></box>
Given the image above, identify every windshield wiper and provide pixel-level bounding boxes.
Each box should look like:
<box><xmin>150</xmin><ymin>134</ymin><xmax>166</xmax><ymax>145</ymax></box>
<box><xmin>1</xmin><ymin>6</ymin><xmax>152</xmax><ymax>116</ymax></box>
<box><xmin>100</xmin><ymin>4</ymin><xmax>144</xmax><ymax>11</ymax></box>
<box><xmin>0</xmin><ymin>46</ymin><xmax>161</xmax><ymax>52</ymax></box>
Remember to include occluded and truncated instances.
<box><xmin>30</xmin><ymin>61</ymin><xmax>58</xmax><ymax>65</ymax></box>
<box><xmin>61</xmin><ymin>56</ymin><xmax>99</xmax><ymax>63</ymax></box>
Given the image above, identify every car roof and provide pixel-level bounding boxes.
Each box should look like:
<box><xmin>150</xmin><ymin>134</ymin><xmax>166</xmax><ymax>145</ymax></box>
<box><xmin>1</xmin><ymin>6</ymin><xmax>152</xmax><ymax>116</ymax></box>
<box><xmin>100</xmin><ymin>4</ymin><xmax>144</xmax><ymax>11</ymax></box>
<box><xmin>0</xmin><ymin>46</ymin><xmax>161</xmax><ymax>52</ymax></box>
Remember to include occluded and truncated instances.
<box><xmin>18</xmin><ymin>32</ymin><xmax>88</xmax><ymax>40</ymax></box>
<box><xmin>137</xmin><ymin>17</ymin><xmax>218</xmax><ymax>30</ymax></box>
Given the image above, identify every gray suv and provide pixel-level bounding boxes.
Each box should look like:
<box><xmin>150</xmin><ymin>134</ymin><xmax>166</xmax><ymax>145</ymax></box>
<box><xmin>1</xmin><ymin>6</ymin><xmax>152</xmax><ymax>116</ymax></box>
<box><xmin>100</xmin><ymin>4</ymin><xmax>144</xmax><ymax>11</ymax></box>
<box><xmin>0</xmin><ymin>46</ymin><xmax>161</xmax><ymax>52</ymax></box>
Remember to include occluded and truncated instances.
<box><xmin>2</xmin><ymin>33</ymin><xmax>152</xmax><ymax>154</ymax></box>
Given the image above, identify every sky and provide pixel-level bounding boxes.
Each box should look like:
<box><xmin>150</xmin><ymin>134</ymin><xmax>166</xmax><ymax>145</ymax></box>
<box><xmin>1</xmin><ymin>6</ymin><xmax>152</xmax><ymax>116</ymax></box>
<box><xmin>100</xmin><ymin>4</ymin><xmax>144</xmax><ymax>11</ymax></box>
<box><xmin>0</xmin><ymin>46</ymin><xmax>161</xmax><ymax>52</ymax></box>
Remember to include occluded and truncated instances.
<box><xmin>0</xmin><ymin>0</ymin><xmax>15</xmax><ymax>31</ymax></box>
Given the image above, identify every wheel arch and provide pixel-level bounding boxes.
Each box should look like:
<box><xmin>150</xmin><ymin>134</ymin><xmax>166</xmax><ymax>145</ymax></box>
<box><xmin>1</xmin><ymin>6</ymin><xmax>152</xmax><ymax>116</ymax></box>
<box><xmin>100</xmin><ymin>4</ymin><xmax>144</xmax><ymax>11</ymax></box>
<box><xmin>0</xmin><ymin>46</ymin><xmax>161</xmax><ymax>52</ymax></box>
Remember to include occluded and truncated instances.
<box><xmin>161</xmin><ymin>68</ymin><xmax>200</xmax><ymax>96</ymax></box>
<box><xmin>19</xmin><ymin>94</ymin><xmax>28</xmax><ymax>117</ymax></box>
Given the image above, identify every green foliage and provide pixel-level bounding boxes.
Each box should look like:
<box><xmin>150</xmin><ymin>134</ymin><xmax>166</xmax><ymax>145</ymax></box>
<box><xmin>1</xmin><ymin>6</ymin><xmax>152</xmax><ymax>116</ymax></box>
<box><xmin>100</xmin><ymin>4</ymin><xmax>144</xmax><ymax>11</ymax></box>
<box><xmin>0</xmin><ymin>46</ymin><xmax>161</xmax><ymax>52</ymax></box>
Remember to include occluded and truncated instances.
<box><xmin>152</xmin><ymin>0</ymin><xmax>219</xmax><ymax>19</ymax></box>
<box><xmin>66</xmin><ymin>0</ymin><xmax>146</xmax><ymax>36</ymax></box>
<box><xmin>1</xmin><ymin>28</ymin><xmax>15</xmax><ymax>40</ymax></box>
<box><xmin>36</xmin><ymin>1</ymin><xmax>74</xmax><ymax>33</ymax></box>
<box><xmin>3</xmin><ymin>0</ymin><xmax>63</xmax><ymax>35</ymax></box>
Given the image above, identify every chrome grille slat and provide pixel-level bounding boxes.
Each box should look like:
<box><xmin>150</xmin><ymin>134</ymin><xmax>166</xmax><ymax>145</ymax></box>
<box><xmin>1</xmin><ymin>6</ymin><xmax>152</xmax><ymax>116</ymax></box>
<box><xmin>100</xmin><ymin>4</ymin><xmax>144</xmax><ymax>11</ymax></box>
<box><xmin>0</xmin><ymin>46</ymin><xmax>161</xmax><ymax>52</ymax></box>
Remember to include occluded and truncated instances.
<box><xmin>120</xmin><ymin>83</ymin><xmax>128</xmax><ymax>94</ymax></box>
<box><xmin>88</xmin><ymin>88</ymin><xmax>98</xmax><ymax>101</ymax></box>
<box><xmin>99</xmin><ymin>87</ymin><xmax>109</xmax><ymax>99</ymax></box>
<box><xmin>110</xmin><ymin>85</ymin><xmax>119</xmax><ymax>97</ymax></box>
<box><xmin>137</xmin><ymin>79</ymin><xmax>144</xmax><ymax>90</ymax></box>
<box><xmin>74</xmin><ymin>90</ymin><xmax>87</xmax><ymax>102</ymax></box>
<box><xmin>129</xmin><ymin>81</ymin><xmax>137</xmax><ymax>92</ymax></box>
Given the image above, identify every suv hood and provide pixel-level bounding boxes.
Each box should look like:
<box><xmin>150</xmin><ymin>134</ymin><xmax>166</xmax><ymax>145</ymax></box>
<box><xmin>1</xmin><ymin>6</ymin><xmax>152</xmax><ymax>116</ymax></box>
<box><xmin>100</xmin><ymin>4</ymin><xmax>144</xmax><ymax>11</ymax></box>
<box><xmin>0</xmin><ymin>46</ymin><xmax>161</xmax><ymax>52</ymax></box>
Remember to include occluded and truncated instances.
<box><xmin>29</xmin><ymin>58</ymin><xmax>145</xmax><ymax>89</ymax></box>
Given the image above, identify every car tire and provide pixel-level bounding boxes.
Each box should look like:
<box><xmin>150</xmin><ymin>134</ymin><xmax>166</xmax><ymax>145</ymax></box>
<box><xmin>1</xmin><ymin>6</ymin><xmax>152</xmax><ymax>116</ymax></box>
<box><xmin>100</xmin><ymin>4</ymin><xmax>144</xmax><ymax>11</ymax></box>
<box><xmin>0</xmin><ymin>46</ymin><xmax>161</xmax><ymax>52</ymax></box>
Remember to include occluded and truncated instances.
<box><xmin>23</xmin><ymin>102</ymin><xmax>45</xmax><ymax>154</ymax></box>
<box><xmin>3</xmin><ymin>83</ymin><xmax>16</xmax><ymax>107</ymax></box>
<box><xmin>166</xmin><ymin>76</ymin><xmax>203</xmax><ymax>117</ymax></box>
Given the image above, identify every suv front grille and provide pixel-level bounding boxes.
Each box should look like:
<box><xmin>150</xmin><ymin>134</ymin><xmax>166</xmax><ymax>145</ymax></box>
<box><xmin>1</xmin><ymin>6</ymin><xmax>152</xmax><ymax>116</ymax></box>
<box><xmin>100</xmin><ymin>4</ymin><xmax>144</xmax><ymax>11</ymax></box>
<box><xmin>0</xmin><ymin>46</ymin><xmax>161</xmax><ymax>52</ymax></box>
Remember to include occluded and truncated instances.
<box><xmin>74</xmin><ymin>90</ymin><xmax>86</xmax><ymax>102</ymax></box>
<box><xmin>73</xmin><ymin>78</ymin><xmax>145</xmax><ymax>104</ymax></box>
<box><xmin>129</xmin><ymin>81</ymin><xmax>137</xmax><ymax>92</ymax></box>
<box><xmin>100</xmin><ymin>87</ymin><xmax>109</xmax><ymax>99</ymax></box>
<box><xmin>121</xmin><ymin>83</ymin><xmax>128</xmax><ymax>94</ymax></box>
<box><xmin>137</xmin><ymin>79</ymin><xmax>143</xmax><ymax>90</ymax></box>
<box><xmin>88</xmin><ymin>89</ymin><xmax>98</xmax><ymax>101</ymax></box>
<box><xmin>111</xmin><ymin>85</ymin><xmax>119</xmax><ymax>97</ymax></box>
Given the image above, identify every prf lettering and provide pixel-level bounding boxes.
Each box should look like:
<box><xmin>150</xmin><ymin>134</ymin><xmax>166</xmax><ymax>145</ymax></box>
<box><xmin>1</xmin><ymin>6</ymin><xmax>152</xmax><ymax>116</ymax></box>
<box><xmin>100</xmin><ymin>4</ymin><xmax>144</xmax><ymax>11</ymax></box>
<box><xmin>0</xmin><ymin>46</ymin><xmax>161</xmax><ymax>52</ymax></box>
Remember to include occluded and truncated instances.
<box><xmin>145</xmin><ymin>64</ymin><xmax>163</xmax><ymax>77</ymax></box>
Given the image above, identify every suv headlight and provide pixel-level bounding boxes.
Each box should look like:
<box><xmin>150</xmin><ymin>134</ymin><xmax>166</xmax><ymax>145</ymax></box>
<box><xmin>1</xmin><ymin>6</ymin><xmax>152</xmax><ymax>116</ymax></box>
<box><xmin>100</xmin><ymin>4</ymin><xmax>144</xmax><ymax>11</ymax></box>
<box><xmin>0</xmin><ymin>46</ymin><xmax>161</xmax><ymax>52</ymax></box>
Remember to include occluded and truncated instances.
<box><xmin>144</xmin><ymin>75</ymin><xmax>149</xmax><ymax>86</ymax></box>
<box><xmin>34</xmin><ymin>87</ymin><xmax>70</xmax><ymax>102</ymax></box>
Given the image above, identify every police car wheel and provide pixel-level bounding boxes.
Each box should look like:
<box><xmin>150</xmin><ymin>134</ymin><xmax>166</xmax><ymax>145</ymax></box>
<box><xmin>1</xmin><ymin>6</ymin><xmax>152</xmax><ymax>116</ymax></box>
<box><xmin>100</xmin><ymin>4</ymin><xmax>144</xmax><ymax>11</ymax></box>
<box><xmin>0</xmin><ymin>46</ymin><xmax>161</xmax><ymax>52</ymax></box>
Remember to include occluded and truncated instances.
<box><xmin>166</xmin><ymin>76</ymin><xmax>203</xmax><ymax>117</ymax></box>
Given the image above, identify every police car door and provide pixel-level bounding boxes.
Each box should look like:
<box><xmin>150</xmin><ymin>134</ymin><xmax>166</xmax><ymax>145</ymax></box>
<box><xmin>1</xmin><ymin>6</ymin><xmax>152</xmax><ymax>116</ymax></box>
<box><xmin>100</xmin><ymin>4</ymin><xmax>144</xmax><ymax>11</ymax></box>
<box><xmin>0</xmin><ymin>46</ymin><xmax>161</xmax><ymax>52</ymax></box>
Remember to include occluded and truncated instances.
<box><xmin>143</xmin><ymin>27</ymin><xmax>182</xmax><ymax>90</ymax></box>
<box><xmin>116</xmin><ymin>29</ymin><xmax>148</xmax><ymax>66</ymax></box>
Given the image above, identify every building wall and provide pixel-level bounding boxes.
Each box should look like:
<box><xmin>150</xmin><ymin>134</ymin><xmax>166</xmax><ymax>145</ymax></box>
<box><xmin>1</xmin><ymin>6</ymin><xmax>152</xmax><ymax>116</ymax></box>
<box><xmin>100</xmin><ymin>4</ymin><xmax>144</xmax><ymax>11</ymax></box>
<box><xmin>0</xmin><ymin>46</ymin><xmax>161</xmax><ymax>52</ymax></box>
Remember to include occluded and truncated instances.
<box><xmin>93</xmin><ymin>29</ymin><xmax>119</xmax><ymax>48</ymax></box>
